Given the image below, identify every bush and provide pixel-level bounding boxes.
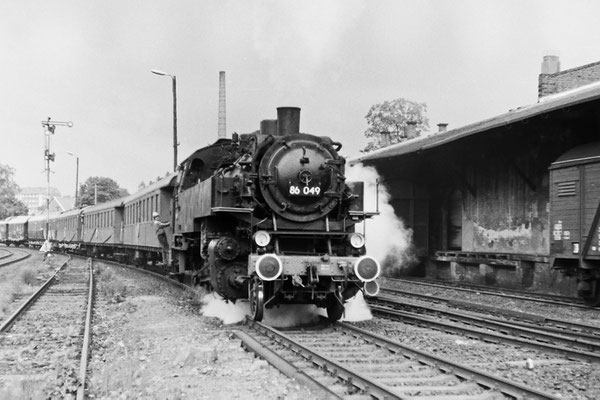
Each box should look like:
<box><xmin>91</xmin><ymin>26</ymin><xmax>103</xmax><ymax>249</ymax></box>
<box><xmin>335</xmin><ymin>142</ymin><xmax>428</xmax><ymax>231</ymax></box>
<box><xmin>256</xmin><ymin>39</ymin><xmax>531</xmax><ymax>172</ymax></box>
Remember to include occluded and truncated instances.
<box><xmin>0</xmin><ymin>283</ymin><xmax>19</xmax><ymax>316</ymax></box>
<box><xmin>100</xmin><ymin>280</ymin><xmax>128</xmax><ymax>300</ymax></box>
<box><xmin>20</xmin><ymin>267</ymin><xmax>37</xmax><ymax>286</ymax></box>
<box><xmin>96</xmin><ymin>267</ymin><xmax>127</xmax><ymax>300</ymax></box>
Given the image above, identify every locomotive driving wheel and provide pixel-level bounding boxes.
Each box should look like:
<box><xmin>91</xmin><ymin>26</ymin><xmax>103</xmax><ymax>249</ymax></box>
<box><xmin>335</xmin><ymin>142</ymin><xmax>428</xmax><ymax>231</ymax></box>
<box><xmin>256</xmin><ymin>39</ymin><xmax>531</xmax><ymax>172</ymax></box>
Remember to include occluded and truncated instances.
<box><xmin>249</xmin><ymin>277</ymin><xmax>264</xmax><ymax>321</ymax></box>
<box><xmin>326</xmin><ymin>290</ymin><xmax>344</xmax><ymax>322</ymax></box>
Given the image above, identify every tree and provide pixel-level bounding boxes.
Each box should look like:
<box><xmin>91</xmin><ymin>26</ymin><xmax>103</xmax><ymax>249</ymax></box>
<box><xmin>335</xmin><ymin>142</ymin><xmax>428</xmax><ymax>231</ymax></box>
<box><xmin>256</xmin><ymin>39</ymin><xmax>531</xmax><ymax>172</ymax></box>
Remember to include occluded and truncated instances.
<box><xmin>362</xmin><ymin>98</ymin><xmax>429</xmax><ymax>152</ymax></box>
<box><xmin>0</xmin><ymin>163</ymin><xmax>28</xmax><ymax>219</ymax></box>
<box><xmin>78</xmin><ymin>176</ymin><xmax>130</xmax><ymax>206</ymax></box>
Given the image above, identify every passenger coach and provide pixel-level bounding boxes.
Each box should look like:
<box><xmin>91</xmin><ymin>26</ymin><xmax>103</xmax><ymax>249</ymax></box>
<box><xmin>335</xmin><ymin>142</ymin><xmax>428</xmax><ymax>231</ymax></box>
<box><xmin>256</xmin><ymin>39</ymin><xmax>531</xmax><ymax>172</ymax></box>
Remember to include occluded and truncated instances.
<box><xmin>122</xmin><ymin>174</ymin><xmax>176</xmax><ymax>265</ymax></box>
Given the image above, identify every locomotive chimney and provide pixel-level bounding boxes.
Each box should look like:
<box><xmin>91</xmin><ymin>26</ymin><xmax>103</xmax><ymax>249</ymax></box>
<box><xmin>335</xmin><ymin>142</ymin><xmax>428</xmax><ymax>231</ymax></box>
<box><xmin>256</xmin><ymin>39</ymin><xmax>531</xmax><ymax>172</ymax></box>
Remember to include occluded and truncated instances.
<box><xmin>277</xmin><ymin>107</ymin><xmax>301</xmax><ymax>136</ymax></box>
<box><xmin>218</xmin><ymin>71</ymin><xmax>226</xmax><ymax>138</ymax></box>
<box><xmin>260</xmin><ymin>119</ymin><xmax>278</xmax><ymax>136</ymax></box>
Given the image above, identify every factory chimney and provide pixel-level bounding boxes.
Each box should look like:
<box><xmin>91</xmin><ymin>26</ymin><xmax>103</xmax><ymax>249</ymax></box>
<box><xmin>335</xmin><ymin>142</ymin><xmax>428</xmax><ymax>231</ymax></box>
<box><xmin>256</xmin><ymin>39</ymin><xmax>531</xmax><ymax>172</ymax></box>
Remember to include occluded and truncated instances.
<box><xmin>218</xmin><ymin>71</ymin><xmax>226</xmax><ymax>138</ymax></box>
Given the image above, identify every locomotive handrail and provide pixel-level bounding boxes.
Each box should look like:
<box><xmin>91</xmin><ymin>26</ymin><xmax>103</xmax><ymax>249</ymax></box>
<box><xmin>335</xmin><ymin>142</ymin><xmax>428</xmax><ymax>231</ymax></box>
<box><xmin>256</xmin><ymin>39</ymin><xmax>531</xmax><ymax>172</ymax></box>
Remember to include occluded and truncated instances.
<box><xmin>211</xmin><ymin>206</ymin><xmax>254</xmax><ymax>213</ymax></box>
<box><xmin>261</xmin><ymin>230</ymin><xmax>349</xmax><ymax>236</ymax></box>
<box><xmin>347</xmin><ymin>210</ymin><xmax>380</xmax><ymax>217</ymax></box>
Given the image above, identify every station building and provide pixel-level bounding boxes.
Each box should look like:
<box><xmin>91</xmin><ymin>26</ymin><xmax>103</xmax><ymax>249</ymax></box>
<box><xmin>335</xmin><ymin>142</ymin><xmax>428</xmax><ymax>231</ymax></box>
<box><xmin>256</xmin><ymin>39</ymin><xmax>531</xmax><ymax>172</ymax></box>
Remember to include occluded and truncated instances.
<box><xmin>353</xmin><ymin>56</ymin><xmax>600</xmax><ymax>296</ymax></box>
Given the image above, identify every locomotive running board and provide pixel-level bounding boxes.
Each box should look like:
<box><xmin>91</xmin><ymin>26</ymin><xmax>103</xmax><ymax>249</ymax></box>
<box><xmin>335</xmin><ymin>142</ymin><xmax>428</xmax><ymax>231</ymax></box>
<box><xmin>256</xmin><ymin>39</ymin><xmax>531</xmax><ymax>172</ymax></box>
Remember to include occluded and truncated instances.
<box><xmin>211</xmin><ymin>207</ymin><xmax>254</xmax><ymax>213</ymax></box>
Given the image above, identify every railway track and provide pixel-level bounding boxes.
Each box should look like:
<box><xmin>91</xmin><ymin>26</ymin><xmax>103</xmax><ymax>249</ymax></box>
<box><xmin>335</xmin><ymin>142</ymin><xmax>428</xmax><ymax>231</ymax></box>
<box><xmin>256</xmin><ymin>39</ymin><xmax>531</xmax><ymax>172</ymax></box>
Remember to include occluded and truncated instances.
<box><xmin>369</xmin><ymin>294</ymin><xmax>600</xmax><ymax>363</ymax></box>
<box><xmin>236</xmin><ymin>317</ymin><xmax>559</xmax><ymax>399</ymax></box>
<box><xmin>0</xmin><ymin>257</ymin><xmax>94</xmax><ymax>399</ymax></box>
<box><xmin>384</xmin><ymin>277</ymin><xmax>585</xmax><ymax>308</ymax></box>
<box><xmin>0</xmin><ymin>247</ymin><xmax>31</xmax><ymax>267</ymax></box>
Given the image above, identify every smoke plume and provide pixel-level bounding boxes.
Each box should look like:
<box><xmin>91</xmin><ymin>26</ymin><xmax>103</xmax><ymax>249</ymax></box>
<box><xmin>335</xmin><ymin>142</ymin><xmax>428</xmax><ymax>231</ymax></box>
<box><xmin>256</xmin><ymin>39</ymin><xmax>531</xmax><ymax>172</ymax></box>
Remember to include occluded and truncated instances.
<box><xmin>346</xmin><ymin>163</ymin><xmax>416</xmax><ymax>276</ymax></box>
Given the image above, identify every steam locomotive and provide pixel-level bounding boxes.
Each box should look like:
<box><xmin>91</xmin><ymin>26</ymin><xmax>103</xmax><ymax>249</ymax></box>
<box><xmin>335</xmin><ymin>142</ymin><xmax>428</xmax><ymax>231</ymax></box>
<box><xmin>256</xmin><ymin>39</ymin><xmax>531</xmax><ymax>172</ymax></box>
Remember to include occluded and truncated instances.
<box><xmin>0</xmin><ymin>107</ymin><xmax>381</xmax><ymax>321</ymax></box>
<box><xmin>171</xmin><ymin>107</ymin><xmax>380</xmax><ymax>320</ymax></box>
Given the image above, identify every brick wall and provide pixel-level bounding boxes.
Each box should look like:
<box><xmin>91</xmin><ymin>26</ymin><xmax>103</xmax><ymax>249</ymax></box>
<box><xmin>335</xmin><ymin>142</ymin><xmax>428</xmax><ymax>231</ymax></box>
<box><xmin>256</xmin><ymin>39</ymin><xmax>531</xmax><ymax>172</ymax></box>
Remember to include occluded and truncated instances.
<box><xmin>538</xmin><ymin>60</ymin><xmax>600</xmax><ymax>99</ymax></box>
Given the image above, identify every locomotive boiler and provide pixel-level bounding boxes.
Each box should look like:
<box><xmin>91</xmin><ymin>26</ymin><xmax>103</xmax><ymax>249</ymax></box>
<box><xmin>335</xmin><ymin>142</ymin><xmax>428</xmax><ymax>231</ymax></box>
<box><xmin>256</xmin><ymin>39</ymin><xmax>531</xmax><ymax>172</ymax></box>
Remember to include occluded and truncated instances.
<box><xmin>171</xmin><ymin>107</ymin><xmax>380</xmax><ymax>321</ymax></box>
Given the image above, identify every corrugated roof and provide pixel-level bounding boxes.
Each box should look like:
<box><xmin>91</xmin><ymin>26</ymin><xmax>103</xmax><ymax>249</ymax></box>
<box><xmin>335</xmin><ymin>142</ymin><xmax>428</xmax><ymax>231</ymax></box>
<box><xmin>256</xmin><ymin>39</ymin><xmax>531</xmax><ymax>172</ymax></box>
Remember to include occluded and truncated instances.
<box><xmin>351</xmin><ymin>83</ymin><xmax>600</xmax><ymax>165</ymax></box>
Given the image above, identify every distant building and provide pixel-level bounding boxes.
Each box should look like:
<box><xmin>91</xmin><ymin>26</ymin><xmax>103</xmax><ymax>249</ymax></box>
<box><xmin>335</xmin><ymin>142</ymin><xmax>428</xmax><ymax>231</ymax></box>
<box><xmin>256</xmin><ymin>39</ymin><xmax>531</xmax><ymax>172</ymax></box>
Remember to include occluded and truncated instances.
<box><xmin>16</xmin><ymin>187</ymin><xmax>61</xmax><ymax>215</ymax></box>
<box><xmin>538</xmin><ymin>55</ymin><xmax>600</xmax><ymax>99</ymax></box>
<box><xmin>49</xmin><ymin>196</ymin><xmax>75</xmax><ymax>213</ymax></box>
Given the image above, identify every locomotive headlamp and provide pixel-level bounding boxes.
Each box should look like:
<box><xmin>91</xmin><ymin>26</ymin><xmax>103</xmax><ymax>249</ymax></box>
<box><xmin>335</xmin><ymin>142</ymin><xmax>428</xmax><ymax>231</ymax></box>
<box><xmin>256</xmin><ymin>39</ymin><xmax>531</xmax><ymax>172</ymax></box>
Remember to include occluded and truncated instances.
<box><xmin>363</xmin><ymin>280</ymin><xmax>380</xmax><ymax>297</ymax></box>
<box><xmin>255</xmin><ymin>254</ymin><xmax>283</xmax><ymax>281</ymax></box>
<box><xmin>349</xmin><ymin>233</ymin><xmax>365</xmax><ymax>249</ymax></box>
<box><xmin>253</xmin><ymin>231</ymin><xmax>271</xmax><ymax>247</ymax></box>
<box><xmin>353</xmin><ymin>255</ymin><xmax>381</xmax><ymax>282</ymax></box>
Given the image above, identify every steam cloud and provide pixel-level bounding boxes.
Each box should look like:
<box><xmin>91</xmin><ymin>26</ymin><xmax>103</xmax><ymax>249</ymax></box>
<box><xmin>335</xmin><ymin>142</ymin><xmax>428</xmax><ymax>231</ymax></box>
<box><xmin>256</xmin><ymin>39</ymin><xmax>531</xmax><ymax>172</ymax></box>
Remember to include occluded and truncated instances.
<box><xmin>346</xmin><ymin>163</ymin><xmax>416</xmax><ymax>276</ymax></box>
<box><xmin>201</xmin><ymin>292</ymin><xmax>373</xmax><ymax>326</ymax></box>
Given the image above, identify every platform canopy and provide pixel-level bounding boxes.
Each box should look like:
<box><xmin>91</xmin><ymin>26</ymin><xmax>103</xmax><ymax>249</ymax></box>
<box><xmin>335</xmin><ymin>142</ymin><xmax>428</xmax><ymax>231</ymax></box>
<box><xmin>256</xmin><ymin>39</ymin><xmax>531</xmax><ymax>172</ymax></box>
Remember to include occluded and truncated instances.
<box><xmin>352</xmin><ymin>82</ymin><xmax>600</xmax><ymax>165</ymax></box>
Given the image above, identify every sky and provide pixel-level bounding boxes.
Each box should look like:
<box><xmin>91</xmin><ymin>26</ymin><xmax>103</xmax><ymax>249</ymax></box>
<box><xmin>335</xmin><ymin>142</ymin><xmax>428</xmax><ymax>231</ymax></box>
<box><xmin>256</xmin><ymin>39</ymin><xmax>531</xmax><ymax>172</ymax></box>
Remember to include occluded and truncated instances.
<box><xmin>1</xmin><ymin>0</ymin><xmax>599</xmax><ymax>198</ymax></box>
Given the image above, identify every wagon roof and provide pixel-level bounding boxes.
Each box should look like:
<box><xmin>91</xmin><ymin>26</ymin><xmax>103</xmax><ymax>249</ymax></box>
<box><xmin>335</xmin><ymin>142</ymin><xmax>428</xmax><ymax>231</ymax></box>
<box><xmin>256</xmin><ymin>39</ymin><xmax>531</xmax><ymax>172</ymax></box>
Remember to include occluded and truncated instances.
<box><xmin>28</xmin><ymin>213</ymin><xmax>61</xmax><ymax>222</ymax></box>
<box><xmin>57</xmin><ymin>207</ymin><xmax>88</xmax><ymax>218</ymax></box>
<box><xmin>7</xmin><ymin>215</ymin><xmax>30</xmax><ymax>224</ymax></box>
<box><xmin>351</xmin><ymin>82</ymin><xmax>600</xmax><ymax>165</ymax></box>
<box><xmin>83</xmin><ymin>197</ymin><xmax>126</xmax><ymax>213</ymax></box>
<box><xmin>550</xmin><ymin>140</ymin><xmax>600</xmax><ymax>169</ymax></box>
<box><xmin>122</xmin><ymin>173</ymin><xmax>177</xmax><ymax>204</ymax></box>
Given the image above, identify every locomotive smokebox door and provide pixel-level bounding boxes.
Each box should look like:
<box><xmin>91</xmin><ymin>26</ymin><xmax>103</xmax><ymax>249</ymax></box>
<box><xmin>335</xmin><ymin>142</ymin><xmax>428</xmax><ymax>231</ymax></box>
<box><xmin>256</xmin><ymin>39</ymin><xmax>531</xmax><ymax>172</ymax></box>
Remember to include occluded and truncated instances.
<box><xmin>258</xmin><ymin>134</ymin><xmax>344</xmax><ymax>222</ymax></box>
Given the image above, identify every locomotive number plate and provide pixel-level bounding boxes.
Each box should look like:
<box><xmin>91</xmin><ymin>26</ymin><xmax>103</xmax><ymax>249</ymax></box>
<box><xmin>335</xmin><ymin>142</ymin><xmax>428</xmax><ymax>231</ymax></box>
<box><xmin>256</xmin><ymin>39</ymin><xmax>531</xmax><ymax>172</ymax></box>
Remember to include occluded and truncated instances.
<box><xmin>289</xmin><ymin>185</ymin><xmax>321</xmax><ymax>196</ymax></box>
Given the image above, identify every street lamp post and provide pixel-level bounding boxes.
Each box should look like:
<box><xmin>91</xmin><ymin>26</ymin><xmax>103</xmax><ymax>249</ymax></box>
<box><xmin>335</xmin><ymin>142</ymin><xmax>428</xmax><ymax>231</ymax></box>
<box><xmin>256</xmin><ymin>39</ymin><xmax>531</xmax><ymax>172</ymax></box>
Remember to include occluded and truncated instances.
<box><xmin>67</xmin><ymin>152</ymin><xmax>79</xmax><ymax>208</ymax></box>
<box><xmin>150</xmin><ymin>69</ymin><xmax>178</xmax><ymax>172</ymax></box>
<box><xmin>151</xmin><ymin>69</ymin><xmax>179</xmax><ymax>266</ymax></box>
<box><xmin>41</xmin><ymin>117</ymin><xmax>73</xmax><ymax>238</ymax></box>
